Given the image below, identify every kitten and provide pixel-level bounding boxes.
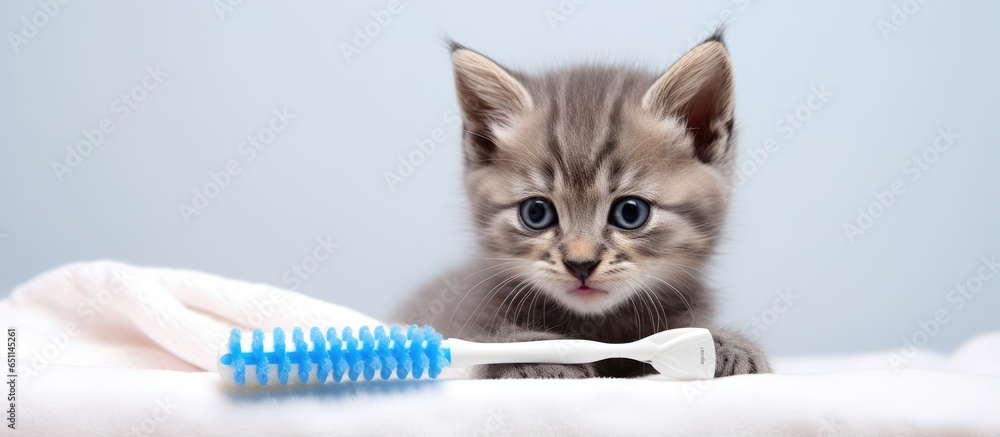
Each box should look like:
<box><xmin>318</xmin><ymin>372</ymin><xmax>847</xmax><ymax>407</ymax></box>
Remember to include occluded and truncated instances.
<box><xmin>394</xmin><ymin>33</ymin><xmax>770</xmax><ymax>379</ymax></box>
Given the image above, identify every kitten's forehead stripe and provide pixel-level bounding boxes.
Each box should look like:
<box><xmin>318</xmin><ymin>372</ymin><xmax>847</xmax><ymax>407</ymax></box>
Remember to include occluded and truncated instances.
<box><xmin>526</xmin><ymin>74</ymin><xmax>614</xmax><ymax>241</ymax></box>
<box><xmin>543</xmin><ymin>69</ymin><xmax>636</xmax><ymax>192</ymax></box>
<box><xmin>545</xmin><ymin>91</ymin><xmax>566</xmax><ymax>173</ymax></box>
<box><xmin>607</xmin><ymin>157</ymin><xmax>626</xmax><ymax>193</ymax></box>
<box><xmin>593</xmin><ymin>78</ymin><xmax>626</xmax><ymax>178</ymax></box>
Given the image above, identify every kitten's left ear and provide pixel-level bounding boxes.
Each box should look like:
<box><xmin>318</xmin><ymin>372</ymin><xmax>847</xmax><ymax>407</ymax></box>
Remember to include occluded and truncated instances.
<box><xmin>642</xmin><ymin>36</ymin><xmax>735</xmax><ymax>164</ymax></box>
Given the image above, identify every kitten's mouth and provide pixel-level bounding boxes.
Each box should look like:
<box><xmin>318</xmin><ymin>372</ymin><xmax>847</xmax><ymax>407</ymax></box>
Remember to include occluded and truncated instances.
<box><xmin>570</xmin><ymin>285</ymin><xmax>608</xmax><ymax>297</ymax></box>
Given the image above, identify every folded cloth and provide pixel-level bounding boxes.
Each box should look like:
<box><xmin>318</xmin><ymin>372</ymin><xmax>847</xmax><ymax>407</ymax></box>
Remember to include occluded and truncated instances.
<box><xmin>3</xmin><ymin>261</ymin><xmax>999</xmax><ymax>436</ymax></box>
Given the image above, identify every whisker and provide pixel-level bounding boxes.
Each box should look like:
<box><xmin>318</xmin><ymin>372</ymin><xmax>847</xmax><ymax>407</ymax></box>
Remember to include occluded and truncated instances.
<box><xmin>458</xmin><ymin>271</ymin><xmax>525</xmax><ymax>338</ymax></box>
<box><xmin>445</xmin><ymin>264</ymin><xmax>525</xmax><ymax>337</ymax></box>
<box><xmin>485</xmin><ymin>276</ymin><xmax>532</xmax><ymax>333</ymax></box>
<box><xmin>635</xmin><ymin>272</ymin><xmax>697</xmax><ymax>325</ymax></box>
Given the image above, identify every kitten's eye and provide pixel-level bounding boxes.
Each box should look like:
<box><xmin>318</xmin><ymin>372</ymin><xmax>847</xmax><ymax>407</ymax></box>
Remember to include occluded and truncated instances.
<box><xmin>609</xmin><ymin>197</ymin><xmax>650</xmax><ymax>230</ymax></box>
<box><xmin>519</xmin><ymin>198</ymin><xmax>558</xmax><ymax>230</ymax></box>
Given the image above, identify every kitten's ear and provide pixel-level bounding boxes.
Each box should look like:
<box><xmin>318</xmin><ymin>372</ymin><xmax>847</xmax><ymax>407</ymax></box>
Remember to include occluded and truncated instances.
<box><xmin>642</xmin><ymin>36</ymin><xmax>735</xmax><ymax>164</ymax></box>
<box><xmin>451</xmin><ymin>44</ymin><xmax>533</xmax><ymax>163</ymax></box>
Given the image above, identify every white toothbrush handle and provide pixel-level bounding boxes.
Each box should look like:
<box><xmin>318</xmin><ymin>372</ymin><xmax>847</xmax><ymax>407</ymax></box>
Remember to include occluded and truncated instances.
<box><xmin>446</xmin><ymin>338</ymin><xmax>644</xmax><ymax>366</ymax></box>
<box><xmin>445</xmin><ymin>328</ymin><xmax>715</xmax><ymax>380</ymax></box>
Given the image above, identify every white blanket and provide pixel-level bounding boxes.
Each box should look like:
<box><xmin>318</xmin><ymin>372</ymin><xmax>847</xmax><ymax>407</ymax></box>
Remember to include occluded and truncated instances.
<box><xmin>4</xmin><ymin>261</ymin><xmax>999</xmax><ymax>436</ymax></box>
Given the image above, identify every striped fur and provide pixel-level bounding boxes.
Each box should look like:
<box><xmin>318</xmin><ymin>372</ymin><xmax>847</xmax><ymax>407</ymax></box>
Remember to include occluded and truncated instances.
<box><xmin>395</xmin><ymin>34</ymin><xmax>770</xmax><ymax>378</ymax></box>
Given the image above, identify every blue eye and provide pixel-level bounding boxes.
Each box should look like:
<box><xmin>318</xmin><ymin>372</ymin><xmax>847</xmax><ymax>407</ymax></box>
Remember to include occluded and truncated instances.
<box><xmin>519</xmin><ymin>198</ymin><xmax>558</xmax><ymax>230</ymax></box>
<box><xmin>610</xmin><ymin>197</ymin><xmax>650</xmax><ymax>230</ymax></box>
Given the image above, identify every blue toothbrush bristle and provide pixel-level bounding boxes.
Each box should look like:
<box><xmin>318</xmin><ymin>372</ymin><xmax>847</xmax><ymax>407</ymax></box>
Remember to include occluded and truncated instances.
<box><xmin>274</xmin><ymin>327</ymin><xmax>290</xmax><ymax>384</ymax></box>
<box><xmin>327</xmin><ymin>328</ymin><xmax>346</xmax><ymax>382</ymax></box>
<box><xmin>358</xmin><ymin>326</ymin><xmax>380</xmax><ymax>381</ymax></box>
<box><xmin>292</xmin><ymin>327</ymin><xmax>311</xmax><ymax>383</ymax></box>
<box><xmin>222</xmin><ymin>325</ymin><xmax>448</xmax><ymax>386</ymax></box>
<box><xmin>228</xmin><ymin>329</ymin><xmax>246</xmax><ymax>386</ymax></box>
<box><xmin>424</xmin><ymin>326</ymin><xmax>446</xmax><ymax>378</ymax></box>
<box><xmin>311</xmin><ymin>327</ymin><xmax>331</xmax><ymax>383</ymax></box>
<box><xmin>374</xmin><ymin>326</ymin><xmax>396</xmax><ymax>381</ymax></box>
<box><xmin>390</xmin><ymin>325</ymin><xmax>411</xmax><ymax>379</ymax></box>
<box><xmin>408</xmin><ymin>325</ymin><xmax>428</xmax><ymax>379</ymax></box>
<box><xmin>342</xmin><ymin>327</ymin><xmax>362</xmax><ymax>381</ymax></box>
<box><xmin>252</xmin><ymin>329</ymin><xmax>268</xmax><ymax>385</ymax></box>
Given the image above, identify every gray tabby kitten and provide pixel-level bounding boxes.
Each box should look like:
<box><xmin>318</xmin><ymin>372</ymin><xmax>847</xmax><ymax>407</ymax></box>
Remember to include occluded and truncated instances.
<box><xmin>394</xmin><ymin>33</ymin><xmax>770</xmax><ymax>379</ymax></box>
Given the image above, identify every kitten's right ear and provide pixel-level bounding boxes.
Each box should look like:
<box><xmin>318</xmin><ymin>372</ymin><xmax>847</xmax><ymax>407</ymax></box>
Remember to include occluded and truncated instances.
<box><xmin>450</xmin><ymin>44</ymin><xmax>533</xmax><ymax>163</ymax></box>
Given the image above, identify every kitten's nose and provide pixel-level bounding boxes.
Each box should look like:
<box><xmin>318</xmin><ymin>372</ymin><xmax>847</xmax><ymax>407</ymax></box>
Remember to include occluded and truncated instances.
<box><xmin>564</xmin><ymin>259</ymin><xmax>599</xmax><ymax>282</ymax></box>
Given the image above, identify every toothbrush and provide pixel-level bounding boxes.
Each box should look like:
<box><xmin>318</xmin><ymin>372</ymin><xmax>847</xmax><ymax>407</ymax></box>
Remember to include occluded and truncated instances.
<box><xmin>217</xmin><ymin>325</ymin><xmax>716</xmax><ymax>386</ymax></box>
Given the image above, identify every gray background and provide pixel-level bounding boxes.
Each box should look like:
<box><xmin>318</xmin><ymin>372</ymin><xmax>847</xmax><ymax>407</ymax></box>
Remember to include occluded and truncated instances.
<box><xmin>2</xmin><ymin>1</ymin><xmax>997</xmax><ymax>356</ymax></box>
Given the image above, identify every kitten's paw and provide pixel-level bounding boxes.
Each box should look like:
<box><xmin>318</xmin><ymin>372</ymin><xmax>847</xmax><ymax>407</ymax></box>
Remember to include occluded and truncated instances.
<box><xmin>713</xmin><ymin>329</ymin><xmax>771</xmax><ymax>377</ymax></box>
<box><xmin>474</xmin><ymin>362</ymin><xmax>597</xmax><ymax>379</ymax></box>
